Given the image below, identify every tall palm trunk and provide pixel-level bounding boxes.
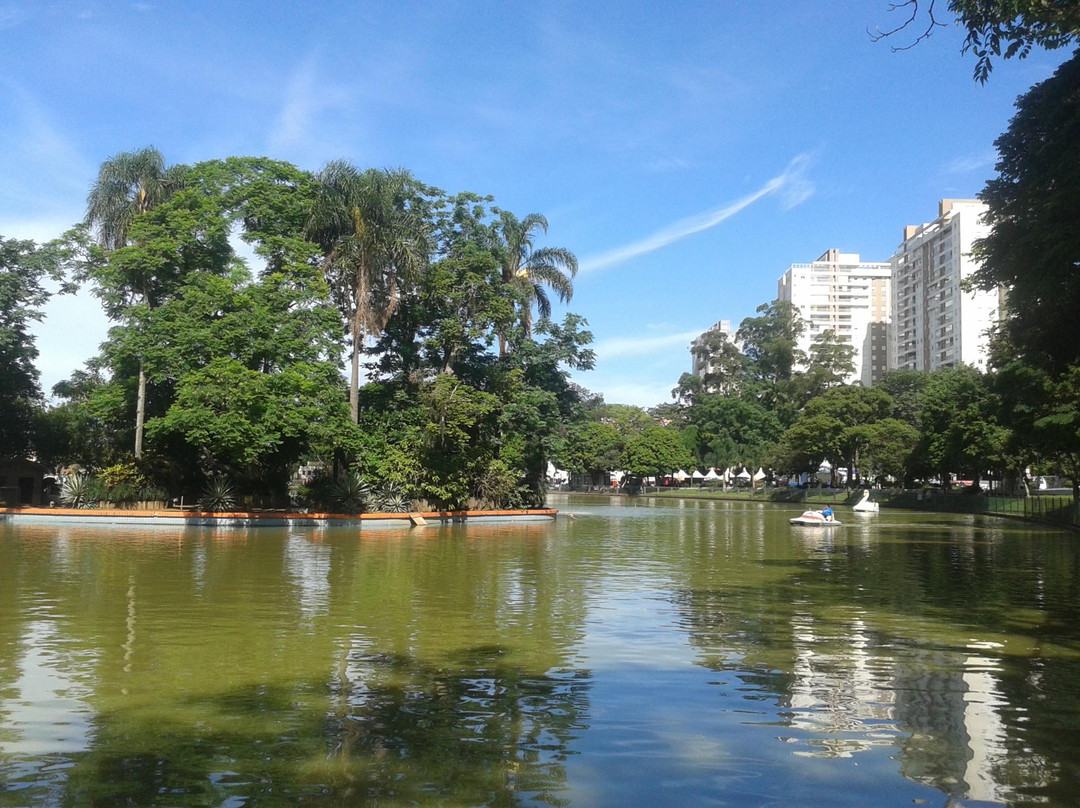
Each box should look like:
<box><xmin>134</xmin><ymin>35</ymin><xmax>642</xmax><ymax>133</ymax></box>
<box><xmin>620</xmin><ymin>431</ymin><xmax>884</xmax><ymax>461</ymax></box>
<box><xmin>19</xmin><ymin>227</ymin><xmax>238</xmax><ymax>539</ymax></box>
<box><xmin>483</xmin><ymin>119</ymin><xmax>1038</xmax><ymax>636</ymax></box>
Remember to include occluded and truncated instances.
<box><xmin>134</xmin><ymin>279</ymin><xmax>151</xmax><ymax>458</ymax></box>
<box><xmin>349</xmin><ymin>313</ymin><xmax>362</xmax><ymax>424</ymax></box>
<box><xmin>135</xmin><ymin>361</ymin><xmax>147</xmax><ymax>457</ymax></box>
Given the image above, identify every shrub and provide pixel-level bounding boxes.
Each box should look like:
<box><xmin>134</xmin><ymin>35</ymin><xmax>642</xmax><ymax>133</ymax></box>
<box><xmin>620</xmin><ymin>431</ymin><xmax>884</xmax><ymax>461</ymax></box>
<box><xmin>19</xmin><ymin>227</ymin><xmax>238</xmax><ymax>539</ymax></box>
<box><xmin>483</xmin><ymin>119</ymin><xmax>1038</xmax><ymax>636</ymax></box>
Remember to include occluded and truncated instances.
<box><xmin>60</xmin><ymin>473</ymin><xmax>97</xmax><ymax>509</ymax></box>
<box><xmin>332</xmin><ymin>471</ymin><xmax>372</xmax><ymax>514</ymax></box>
<box><xmin>199</xmin><ymin>474</ymin><xmax>236</xmax><ymax>512</ymax></box>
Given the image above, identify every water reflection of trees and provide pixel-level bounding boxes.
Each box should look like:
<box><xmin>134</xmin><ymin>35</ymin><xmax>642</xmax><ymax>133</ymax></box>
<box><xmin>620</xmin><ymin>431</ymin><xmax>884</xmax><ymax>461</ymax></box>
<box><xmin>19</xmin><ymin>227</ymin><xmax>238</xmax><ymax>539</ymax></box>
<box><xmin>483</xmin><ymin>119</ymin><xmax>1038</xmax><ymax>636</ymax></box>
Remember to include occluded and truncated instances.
<box><xmin>324</xmin><ymin>648</ymin><xmax>588</xmax><ymax>805</ymax></box>
<box><xmin>0</xmin><ymin>523</ymin><xmax>592</xmax><ymax>807</ymax></box>
<box><xmin>671</xmin><ymin>511</ymin><xmax>1080</xmax><ymax>805</ymax></box>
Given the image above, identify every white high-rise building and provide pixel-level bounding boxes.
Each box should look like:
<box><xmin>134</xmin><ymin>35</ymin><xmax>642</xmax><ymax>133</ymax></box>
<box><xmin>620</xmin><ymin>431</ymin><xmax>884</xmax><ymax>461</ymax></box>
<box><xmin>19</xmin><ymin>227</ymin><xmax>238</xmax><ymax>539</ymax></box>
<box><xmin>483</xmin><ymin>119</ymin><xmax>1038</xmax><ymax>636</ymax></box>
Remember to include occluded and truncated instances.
<box><xmin>777</xmin><ymin>249</ymin><xmax>892</xmax><ymax>386</ymax></box>
<box><xmin>890</xmin><ymin>200</ymin><xmax>999</xmax><ymax>372</ymax></box>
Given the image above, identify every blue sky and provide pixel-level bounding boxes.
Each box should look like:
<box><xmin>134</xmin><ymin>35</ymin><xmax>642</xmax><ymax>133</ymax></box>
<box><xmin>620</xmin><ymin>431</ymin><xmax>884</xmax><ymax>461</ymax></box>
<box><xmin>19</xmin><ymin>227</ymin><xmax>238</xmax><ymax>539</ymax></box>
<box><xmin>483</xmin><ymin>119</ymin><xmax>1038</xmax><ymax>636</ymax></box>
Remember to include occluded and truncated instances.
<box><xmin>1</xmin><ymin>1</ymin><xmax>1069</xmax><ymax>407</ymax></box>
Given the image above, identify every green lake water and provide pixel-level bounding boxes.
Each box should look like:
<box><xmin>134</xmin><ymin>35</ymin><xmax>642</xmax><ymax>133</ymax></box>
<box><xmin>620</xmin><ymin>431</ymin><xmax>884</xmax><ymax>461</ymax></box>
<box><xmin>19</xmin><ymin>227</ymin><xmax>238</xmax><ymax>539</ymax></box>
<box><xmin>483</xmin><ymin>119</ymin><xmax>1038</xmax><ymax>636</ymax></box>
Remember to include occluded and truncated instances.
<box><xmin>3</xmin><ymin>495</ymin><xmax>1080</xmax><ymax>807</ymax></box>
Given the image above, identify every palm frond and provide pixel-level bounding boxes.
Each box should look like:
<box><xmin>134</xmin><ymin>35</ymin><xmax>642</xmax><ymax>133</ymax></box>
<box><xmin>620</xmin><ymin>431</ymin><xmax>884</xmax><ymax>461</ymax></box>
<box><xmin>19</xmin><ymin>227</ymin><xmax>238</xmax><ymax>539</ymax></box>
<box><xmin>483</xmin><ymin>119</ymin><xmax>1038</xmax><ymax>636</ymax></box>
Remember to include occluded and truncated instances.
<box><xmin>85</xmin><ymin>146</ymin><xmax>178</xmax><ymax>250</ymax></box>
<box><xmin>524</xmin><ymin>262</ymin><xmax>575</xmax><ymax>303</ymax></box>
<box><xmin>530</xmin><ymin>246</ymin><xmax>578</xmax><ymax>277</ymax></box>
<box><xmin>531</xmin><ymin>284</ymin><xmax>552</xmax><ymax>320</ymax></box>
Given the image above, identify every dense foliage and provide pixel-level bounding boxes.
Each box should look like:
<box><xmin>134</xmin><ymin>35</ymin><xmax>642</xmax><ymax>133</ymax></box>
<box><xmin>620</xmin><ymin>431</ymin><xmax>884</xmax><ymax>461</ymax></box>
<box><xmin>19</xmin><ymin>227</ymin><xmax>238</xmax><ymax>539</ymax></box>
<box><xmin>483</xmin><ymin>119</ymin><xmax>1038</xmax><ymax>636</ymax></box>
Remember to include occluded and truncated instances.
<box><xmin>8</xmin><ymin>154</ymin><xmax>591</xmax><ymax>511</ymax></box>
<box><xmin>0</xmin><ymin>236</ymin><xmax>72</xmax><ymax>459</ymax></box>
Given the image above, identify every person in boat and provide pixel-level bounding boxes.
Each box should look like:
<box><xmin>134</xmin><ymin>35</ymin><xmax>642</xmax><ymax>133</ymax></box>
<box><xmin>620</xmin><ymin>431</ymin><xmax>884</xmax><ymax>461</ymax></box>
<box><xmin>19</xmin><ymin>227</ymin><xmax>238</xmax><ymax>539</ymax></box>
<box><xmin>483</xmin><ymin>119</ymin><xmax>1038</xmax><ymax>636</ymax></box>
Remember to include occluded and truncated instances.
<box><xmin>821</xmin><ymin>506</ymin><xmax>834</xmax><ymax>522</ymax></box>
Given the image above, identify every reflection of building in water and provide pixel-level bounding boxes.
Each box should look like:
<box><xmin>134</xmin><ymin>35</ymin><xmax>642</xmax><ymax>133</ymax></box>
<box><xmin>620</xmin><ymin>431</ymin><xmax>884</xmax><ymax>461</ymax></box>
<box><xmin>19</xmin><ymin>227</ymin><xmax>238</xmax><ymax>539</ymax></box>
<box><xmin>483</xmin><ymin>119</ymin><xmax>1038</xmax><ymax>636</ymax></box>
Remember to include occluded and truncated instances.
<box><xmin>781</xmin><ymin>612</ymin><xmax>1051</xmax><ymax>803</ymax></box>
<box><xmin>785</xmin><ymin>612</ymin><xmax>900</xmax><ymax>758</ymax></box>
<box><xmin>892</xmin><ymin>643</ymin><xmax>1051</xmax><ymax>804</ymax></box>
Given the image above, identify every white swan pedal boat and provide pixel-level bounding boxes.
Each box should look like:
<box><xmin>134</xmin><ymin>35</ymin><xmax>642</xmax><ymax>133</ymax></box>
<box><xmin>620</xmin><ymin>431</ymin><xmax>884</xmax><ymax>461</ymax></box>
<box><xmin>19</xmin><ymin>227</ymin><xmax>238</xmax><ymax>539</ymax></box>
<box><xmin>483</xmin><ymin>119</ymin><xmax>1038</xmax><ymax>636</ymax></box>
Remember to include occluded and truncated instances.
<box><xmin>789</xmin><ymin>510</ymin><xmax>842</xmax><ymax>526</ymax></box>
<box><xmin>852</xmin><ymin>489</ymin><xmax>880</xmax><ymax>512</ymax></box>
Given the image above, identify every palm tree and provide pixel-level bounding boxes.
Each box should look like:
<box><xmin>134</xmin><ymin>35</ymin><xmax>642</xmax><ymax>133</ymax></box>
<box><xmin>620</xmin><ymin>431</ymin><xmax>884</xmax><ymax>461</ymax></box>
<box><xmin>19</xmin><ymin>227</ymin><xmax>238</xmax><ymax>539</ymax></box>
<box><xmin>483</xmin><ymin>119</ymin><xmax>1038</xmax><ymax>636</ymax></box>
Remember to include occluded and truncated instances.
<box><xmin>305</xmin><ymin>162</ymin><xmax>427</xmax><ymax>423</ymax></box>
<box><xmin>494</xmin><ymin>210</ymin><xmax>578</xmax><ymax>354</ymax></box>
<box><xmin>84</xmin><ymin>147</ymin><xmax>186</xmax><ymax>457</ymax></box>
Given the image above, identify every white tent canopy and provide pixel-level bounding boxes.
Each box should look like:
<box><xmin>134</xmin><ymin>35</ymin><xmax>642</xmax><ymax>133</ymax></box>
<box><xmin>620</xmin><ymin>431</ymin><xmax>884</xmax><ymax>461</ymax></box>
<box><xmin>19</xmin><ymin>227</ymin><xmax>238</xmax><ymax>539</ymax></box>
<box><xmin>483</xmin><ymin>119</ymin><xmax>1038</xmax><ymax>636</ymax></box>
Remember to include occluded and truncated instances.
<box><xmin>546</xmin><ymin>461</ymin><xmax>570</xmax><ymax>484</ymax></box>
<box><xmin>691</xmin><ymin>469</ymin><xmax>705</xmax><ymax>480</ymax></box>
<box><xmin>753</xmin><ymin>467</ymin><xmax>766</xmax><ymax>481</ymax></box>
<box><xmin>703</xmin><ymin>467</ymin><xmax>721</xmax><ymax>481</ymax></box>
<box><xmin>672</xmin><ymin>469</ymin><xmax>689</xmax><ymax>481</ymax></box>
<box><xmin>736</xmin><ymin>467</ymin><xmax>752</xmax><ymax>481</ymax></box>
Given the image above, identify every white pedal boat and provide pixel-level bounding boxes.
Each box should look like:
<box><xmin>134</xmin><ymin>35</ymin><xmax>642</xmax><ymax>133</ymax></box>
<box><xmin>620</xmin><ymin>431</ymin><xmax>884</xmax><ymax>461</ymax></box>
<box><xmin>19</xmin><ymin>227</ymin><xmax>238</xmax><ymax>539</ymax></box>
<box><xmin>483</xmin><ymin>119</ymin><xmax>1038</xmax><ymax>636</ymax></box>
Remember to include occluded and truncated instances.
<box><xmin>789</xmin><ymin>510</ymin><xmax>842</xmax><ymax>526</ymax></box>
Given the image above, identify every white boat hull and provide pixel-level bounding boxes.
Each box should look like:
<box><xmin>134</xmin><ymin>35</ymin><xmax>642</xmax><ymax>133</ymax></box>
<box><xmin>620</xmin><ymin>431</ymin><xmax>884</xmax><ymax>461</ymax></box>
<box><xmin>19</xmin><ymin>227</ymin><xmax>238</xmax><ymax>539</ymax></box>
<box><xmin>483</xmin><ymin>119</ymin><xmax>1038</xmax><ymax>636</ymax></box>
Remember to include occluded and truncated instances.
<box><xmin>789</xmin><ymin>511</ymin><xmax>842</xmax><ymax>526</ymax></box>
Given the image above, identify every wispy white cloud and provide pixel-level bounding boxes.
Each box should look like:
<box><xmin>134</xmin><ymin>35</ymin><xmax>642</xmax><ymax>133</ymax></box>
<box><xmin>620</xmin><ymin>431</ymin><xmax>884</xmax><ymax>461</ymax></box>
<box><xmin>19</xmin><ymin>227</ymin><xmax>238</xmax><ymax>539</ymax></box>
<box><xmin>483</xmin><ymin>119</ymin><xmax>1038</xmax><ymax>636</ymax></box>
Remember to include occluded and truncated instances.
<box><xmin>944</xmin><ymin>150</ymin><xmax>996</xmax><ymax>174</ymax></box>
<box><xmin>592</xmin><ymin>329</ymin><xmax>703</xmax><ymax>360</ymax></box>
<box><xmin>579</xmin><ymin>153</ymin><xmax>814</xmax><ymax>273</ymax></box>
<box><xmin>267</xmin><ymin>54</ymin><xmax>352</xmax><ymax>156</ymax></box>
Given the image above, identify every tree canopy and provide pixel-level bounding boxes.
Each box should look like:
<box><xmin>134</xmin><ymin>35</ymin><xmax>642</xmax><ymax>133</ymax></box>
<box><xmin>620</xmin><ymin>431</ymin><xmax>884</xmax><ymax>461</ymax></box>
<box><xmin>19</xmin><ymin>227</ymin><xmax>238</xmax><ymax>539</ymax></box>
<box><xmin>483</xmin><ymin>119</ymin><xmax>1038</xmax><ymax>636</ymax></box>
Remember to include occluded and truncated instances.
<box><xmin>0</xmin><ymin>236</ymin><xmax>72</xmax><ymax>459</ymax></box>
<box><xmin>969</xmin><ymin>49</ymin><xmax>1080</xmax><ymax>373</ymax></box>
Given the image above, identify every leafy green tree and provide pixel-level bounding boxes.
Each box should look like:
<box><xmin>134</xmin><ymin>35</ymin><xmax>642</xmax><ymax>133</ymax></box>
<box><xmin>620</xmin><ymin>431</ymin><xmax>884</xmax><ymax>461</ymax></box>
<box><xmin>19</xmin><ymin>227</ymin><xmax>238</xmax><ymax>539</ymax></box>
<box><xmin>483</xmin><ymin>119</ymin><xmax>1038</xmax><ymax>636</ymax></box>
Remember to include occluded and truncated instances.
<box><xmin>499</xmin><ymin>314</ymin><xmax>595</xmax><ymax>505</ymax></box>
<box><xmin>917</xmin><ymin>365</ymin><xmax>1008</xmax><ymax>488</ymax></box>
<box><xmin>877</xmin><ymin>369</ymin><xmax>930</xmax><ymax>427</ymax></box>
<box><xmin>969</xmin><ymin>51</ymin><xmax>1080</xmax><ymax>373</ymax></box>
<box><xmin>737</xmin><ymin>300</ymin><xmax>807</xmax><ymax>423</ymax></box>
<box><xmin>992</xmin><ymin>359</ymin><xmax>1080</xmax><ymax>502</ymax></box>
<box><xmin>493</xmin><ymin>210</ymin><xmax>578</xmax><ymax>352</ymax></box>
<box><xmin>953</xmin><ymin>0</ymin><xmax>1080</xmax><ymax>80</ymax></box>
<box><xmin>306</xmin><ymin>162</ymin><xmax>428</xmax><ymax>422</ymax></box>
<box><xmin>83</xmin><ymin>147</ymin><xmax>188</xmax><ymax>457</ymax></box>
<box><xmin>134</xmin><ymin>190</ymin><xmax>347</xmax><ymax>498</ymax></box>
<box><xmin>775</xmin><ymin>385</ymin><xmax>894</xmax><ymax>486</ymax></box>
<box><xmin>689</xmin><ymin>329</ymin><xmax>746</xmax><ymax>396</ymax></box>
<box><xmin>773</xmin><ymin>414</ymin><xmax>842</xmax><ymax>483</ymax></box>
<box><xmin>621</xmin><ymin>426</ymin><xmax>694</xmax><ymax>481</ymax></box>
<box><xmin>808</xmin><ymin>385</ymin><xmax>894</xmax><ymax>486</ymax></box>
<box><xmin>417</xmin><ymin>374</ymin><xmax>500</xmax><ymax>509</ymax></box>
<box><xmin>36</xmin><ymin>366</ymin><xmax>121</xmax><ymax>470</ymax></box>
<box><xmin>1031</xmin><ymin>367</ymin><xmax>1080</xmax><ymax>502</ymax></box>
<box><xmin>0</xmin><ymin>235</ymin><xmax>72</xmax><ymax>459</ymax></box>
<box><xmin>558</xmin><ymin>421</ymin><xmax>622</xmax><ymax>487</ymax></box>
<box><xmin>146</xmin><ymin>356</ymin><xmax>348</xmax><ymax>500</ymax></box>
<box><xmin>806</xmin><ymin>329</ymin><xmax>856</xmax><ymax>389</ymax></box>
<box><xmin>79</xmin><ymin>184</ymin><xmax>234</xmax><ymax>459</ymax></box>
<box><xmin>349</xmin><ymin>383</ymin><xmax>425</xmax><ymax>491</ymax></box>
<box><xmin>671</xmin><ymin>372</ymin><xmax>705</xmax><ymax>409</ymax></box>
<box><xmin>986</xmin><ymin>354</ymin><xmax>1051</xmax><ymax>493</ymax></box>
<box><xmin>597</xmin><ymin>403</ymin><xmax>656</xmax><ymax>435</ymax></box>
<box><xmin>498</xmin><ymin>380</ymin><xmax>562</xmax><ymax>507</ymax></box>
<box><xmin>417</xmin><ymin>245</ymin><xmax>513</xmax><ymax>376</ymax></box>
<box><xmin>858</xmin><ymin>418</ymin><xmax>921</xmax><ymax>485</ymax></box>
<box><xmin>685</xmin><ymin>395</ymin><xmax>782</xmax><ymax>471</ymax></box>
<box><xmin>737</xmin><ymin>300</ymin><xmax>806</xmax><ymax>385</ymax></box>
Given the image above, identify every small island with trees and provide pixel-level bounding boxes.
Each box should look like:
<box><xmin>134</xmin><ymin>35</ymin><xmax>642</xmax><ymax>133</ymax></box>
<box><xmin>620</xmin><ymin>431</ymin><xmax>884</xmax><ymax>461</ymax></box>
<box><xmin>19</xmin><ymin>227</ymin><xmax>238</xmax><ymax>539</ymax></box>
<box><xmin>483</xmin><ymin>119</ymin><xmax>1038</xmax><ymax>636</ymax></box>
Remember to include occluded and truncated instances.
<box><xmin>3</xmin><ymin>154</ymin><xmax>590</xmax><ymax>515</ymax></box>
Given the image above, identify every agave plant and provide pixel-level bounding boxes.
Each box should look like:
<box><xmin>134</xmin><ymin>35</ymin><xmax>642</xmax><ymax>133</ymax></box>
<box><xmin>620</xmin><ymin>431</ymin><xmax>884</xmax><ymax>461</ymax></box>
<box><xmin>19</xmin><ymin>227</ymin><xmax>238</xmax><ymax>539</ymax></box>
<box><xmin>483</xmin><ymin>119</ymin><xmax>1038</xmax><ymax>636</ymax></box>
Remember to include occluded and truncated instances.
<box><xmin>60</xmin><ymin>472</ymin><xmax>97</xmax><ymax>509</ymax></box>
<box><xmin>333</xmin><ymin>471</ymin><xmax>372</xmax><ymax>513</ymax></box>
<box><xmin>377</xmin><ymin>491</ymin><xmax>412</xmax><ymax>513</ymax></box>
<box><xmin>199</xmin><ymin>473</ymin><xmax>236</xmax><ymax>512</ymax></box>
<box><xmin>371</xmin><ymin>481</ymin><xmax>413</xmax><ymax>513</ymax></box>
